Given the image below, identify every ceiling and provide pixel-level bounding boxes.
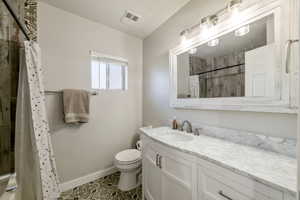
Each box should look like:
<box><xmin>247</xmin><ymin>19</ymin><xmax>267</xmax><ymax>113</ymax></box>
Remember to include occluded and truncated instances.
<box><xmin>39</xmin><ymin>0</ymin><xmax>191</xmax><ymax>38</ymax></box>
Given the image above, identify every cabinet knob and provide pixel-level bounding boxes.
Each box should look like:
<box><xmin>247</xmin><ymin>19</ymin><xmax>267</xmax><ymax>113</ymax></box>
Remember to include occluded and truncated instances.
<box><xmin>156</xmin><ymin>154</ymin><xmax>159</xmax><ymax>167</ymax></box>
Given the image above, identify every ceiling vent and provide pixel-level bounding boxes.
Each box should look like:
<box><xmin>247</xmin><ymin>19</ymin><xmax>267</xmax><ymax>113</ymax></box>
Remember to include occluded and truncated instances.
<box><xmin>121</xmin><ymin>10</ymin><xmax>141</xmax><ymax>24</ymax></box>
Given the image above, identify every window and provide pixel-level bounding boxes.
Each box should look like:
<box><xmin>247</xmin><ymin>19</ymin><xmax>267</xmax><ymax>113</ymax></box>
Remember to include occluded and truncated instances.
<box><xmin>91</xmin><ymin>52</ymin><xmax>128</xmax><ymax>90</ymax></box>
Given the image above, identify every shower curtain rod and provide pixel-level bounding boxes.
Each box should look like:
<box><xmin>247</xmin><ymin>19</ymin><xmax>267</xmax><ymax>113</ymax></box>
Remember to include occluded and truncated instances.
<box><xmin>2</xmin><ymin>0</ymin><xmax>30</xmax><ymax>40</ymax></box>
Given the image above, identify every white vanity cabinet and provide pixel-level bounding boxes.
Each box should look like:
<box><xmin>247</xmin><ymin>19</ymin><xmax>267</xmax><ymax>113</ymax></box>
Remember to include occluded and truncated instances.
<box><xmin>142</xmin><ymin>136</ymin><xmax>196</xmax><ymax>200</ymax></box>
<box><xmin>141</xmin><ymin>135</ymin><xmax>296</xmax><ymax>200</ymax></box>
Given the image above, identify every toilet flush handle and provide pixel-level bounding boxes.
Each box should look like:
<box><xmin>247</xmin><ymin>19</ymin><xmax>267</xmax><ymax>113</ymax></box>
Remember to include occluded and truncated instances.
<box><xmin>136</xmin><ymin>140</ymin><xmax>142</xmax><ymax>151</ymax></box>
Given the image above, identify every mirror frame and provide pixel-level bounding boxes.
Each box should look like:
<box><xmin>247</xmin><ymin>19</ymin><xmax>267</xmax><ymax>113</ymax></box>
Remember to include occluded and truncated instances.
<box><xmin>169</xmin><ymin>0</ymin><xmax>298</xmax><ymax>113</ymax></box>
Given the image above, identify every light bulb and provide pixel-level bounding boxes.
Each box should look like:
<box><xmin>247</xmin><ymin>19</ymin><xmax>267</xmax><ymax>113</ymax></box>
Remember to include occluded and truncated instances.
<box><xmin>200</xmin><ymin>16</ymin><xmax>217</xmax><ymax>39</ymax></box>
<box><xmin>181</xmin><ymin>35</ymin><xmax>187</xmax><ymax>44</ymax></box>
<box><xmin>231</xmin><ymin>7</ymin><xmax>240</xmax><ymax>22</ymax></box>
<box><xmin>201</xmin><ymin>25</ymin><xmax>211</xmax><ymax>38</ymax></box>
<box><xmin>207</xmin><ymin>38</ymin><xmax>219</xmax><ymax>47</ymax></box>
<box><xmin>235</xmin><ymin>25</ymin><xmax>249</xmax><ymax>37</ymax></box>
<box><xmin>200</xmin><ymin>17</ymin><xmax>210</xmax><ymax>35</ymax></box>
<box><xmin>228</xmin><ymin>0</ymin><xmax>242</xmax><ymax>23</ymax></box>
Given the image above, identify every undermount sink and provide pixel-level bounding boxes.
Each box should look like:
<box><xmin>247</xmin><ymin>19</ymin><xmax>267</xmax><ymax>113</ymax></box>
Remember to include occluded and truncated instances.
<box><xmin>161</xmin><ymin>132</ymin><xmax>194</xmax><ymax>142</ymax></box>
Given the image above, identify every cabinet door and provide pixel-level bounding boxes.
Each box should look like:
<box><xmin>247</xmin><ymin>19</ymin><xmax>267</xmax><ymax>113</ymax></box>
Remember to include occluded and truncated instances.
<box><xmin>143</xmin><ymin>145</ymin><xmax>162</xmax><ymax>200</ymax></box>
<box><xmin>160</xmin><ymin>150</ymin><xmax>194</xmax><ymax>200</ymax></box>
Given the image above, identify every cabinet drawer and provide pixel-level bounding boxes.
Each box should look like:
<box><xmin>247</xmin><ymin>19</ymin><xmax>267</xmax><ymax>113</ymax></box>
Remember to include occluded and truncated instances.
<box><xmin>202</xmin><ymin>173</ymin><xmax>252</xmax><ymax>200</ymax></box>
<box><xmin>198</xmin><ymin>159</ymin><xmax>283</xmax><ymax>200</ymax></box>
<box><xmin>200</xmin><ymin>169</ymin><xmax>276</xmax><ymax>200</ymax></box>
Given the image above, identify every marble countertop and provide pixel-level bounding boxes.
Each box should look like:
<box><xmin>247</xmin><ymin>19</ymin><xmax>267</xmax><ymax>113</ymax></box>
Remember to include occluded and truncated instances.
<box><xmin>140</xmin><ymin>127</ymin><xmax>297</xmax><ymax>195</ymax></box>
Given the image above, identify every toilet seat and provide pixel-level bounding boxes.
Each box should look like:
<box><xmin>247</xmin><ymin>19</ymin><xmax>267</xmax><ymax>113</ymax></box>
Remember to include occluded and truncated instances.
<box><xmin>115</xmin><ymin>149</ymin><xmax>141</xmax><ymax>165</ymax></box>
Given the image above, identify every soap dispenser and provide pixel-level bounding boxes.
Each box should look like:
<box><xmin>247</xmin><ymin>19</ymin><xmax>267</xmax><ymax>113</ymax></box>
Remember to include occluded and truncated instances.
<box><xmin>172</xmin><ymin>117</ymin><xmax>178</xmax><ymax>130</ymax></box>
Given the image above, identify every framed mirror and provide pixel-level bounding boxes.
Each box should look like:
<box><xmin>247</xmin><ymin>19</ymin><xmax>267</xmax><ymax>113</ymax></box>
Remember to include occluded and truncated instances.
<box><xmin>169</xmin><ymin>0</ymin><xmax>298</xmax><ymax>113</ymax></box>
<box><xmin>177</xmin><ymin>15</ymin><xmax>274</xmax><ymax>99</ymax></box>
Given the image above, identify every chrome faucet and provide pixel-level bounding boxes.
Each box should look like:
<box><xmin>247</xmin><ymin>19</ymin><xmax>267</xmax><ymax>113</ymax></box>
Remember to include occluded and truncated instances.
<box><xmin>180</xmin><ymin>120</ymin><xmax>193</xmax><ymax>133</ymax></box>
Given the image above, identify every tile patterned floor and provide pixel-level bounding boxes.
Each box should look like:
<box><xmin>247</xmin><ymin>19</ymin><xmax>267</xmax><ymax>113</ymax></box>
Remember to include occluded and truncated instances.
<box><xmin>59</xmin><ymin>172</ymin><xmax>142</xmax><ymax>200</ymax></box>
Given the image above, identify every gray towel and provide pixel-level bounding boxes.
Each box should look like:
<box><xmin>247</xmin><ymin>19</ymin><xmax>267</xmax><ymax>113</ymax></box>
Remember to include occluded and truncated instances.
<box><xmin>63</xmin><ymin>89</ymin><xmax>90</xmax><ymax>123</ymax></box>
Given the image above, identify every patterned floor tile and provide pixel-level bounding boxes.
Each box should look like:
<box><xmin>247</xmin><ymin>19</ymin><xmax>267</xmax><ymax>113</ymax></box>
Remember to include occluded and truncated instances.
<box><xmin>59</xmin><ymin>172</ymin><xmax>142</xmax><ymax>200</ymax></box>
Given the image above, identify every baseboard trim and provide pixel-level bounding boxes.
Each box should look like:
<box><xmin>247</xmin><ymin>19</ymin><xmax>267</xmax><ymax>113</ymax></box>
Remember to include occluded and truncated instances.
<box><xmin>60</xmin><ymin>166</ymin><xmax>118</xmax><ymax>192</ymax></box>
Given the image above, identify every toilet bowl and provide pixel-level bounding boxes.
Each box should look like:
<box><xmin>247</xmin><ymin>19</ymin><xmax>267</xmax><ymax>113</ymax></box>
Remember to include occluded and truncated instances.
<box><xmin>114</xmin><ymin>142</ymin><xmax>142</xmax><ymax>191</ymax></box>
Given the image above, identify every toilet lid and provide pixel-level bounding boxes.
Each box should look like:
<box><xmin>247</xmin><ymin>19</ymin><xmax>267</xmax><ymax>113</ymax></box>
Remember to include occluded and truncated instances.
<box><xmin>115</xmin><ymin>149</ymin><xmax>141</xmax><ymax>164</ymax></box>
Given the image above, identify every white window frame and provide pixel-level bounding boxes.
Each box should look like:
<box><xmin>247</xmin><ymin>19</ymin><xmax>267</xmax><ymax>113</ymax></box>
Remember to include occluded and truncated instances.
<box><xmin>90</xmin><ymin>51</ymin><xmax>128</xmax><ymax>91</ymax></box>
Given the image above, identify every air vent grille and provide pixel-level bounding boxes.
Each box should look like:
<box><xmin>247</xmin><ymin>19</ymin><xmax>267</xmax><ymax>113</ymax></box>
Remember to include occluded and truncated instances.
<box><xmin>123</xmin><ymin>10</ymin><xmax>140</xmax><ymax>22</ymax></box>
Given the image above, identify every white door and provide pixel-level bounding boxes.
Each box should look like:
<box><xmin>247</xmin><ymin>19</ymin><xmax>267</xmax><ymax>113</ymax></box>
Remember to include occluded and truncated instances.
<box><xmin>245</xmin><ymin>44</ymin><xmax>276</xmax><ymax>97</ymax></box>
<box><xmin>160</xmin><ymin>150</ymin><xmax>194</xmax><ymax>200</ymax></box>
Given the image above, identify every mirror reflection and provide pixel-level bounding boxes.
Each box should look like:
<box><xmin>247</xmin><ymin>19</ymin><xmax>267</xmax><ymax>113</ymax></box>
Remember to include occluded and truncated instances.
<box><xmin>177</xmin><ymin>15</ymin><xmax>275</xmax><ymax>99</ymax></box>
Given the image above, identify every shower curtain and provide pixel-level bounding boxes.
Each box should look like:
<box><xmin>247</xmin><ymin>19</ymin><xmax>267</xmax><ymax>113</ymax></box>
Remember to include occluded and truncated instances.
<box><xmin>15</xmin><ymin>41</ymin><xmax>60</xmax><ymax>200</ymax></box>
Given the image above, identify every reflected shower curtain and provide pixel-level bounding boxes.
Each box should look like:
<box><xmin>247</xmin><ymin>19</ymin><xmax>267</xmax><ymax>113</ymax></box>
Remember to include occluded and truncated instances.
<box><xmin>15</xmin><ymin>41</ymin><xmax>60</xmax><ymax>200</ymax></box>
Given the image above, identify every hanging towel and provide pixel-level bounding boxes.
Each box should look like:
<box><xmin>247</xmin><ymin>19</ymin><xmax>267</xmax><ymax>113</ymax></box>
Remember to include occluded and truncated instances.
<box><xmin>63</xmin><ymin>89</ymin><xmax>90</xmax><ymax>123</ymax></box>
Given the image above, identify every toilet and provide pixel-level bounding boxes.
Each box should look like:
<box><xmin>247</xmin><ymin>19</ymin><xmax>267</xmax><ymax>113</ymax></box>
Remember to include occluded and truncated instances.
<box><xmin>114</xmin><ymin>141</ymin><xmax>142</xmax><ymax>191</ymax></box>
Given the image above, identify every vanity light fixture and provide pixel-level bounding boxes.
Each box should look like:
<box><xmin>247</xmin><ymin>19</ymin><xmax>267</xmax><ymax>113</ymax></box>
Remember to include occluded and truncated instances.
<box><xmin>189</xmin><ymin>48</ymin><xmax>197</xmax><ymax>54</ymax></box>
<box><xmin>235</xmin><ymin>24</ymin><xmax>250</xmax><ymax>36</ymax></box>
<box><xmin>179</xmin><ymin>0</ymin><xmax>243</xmax><ymax>44</ymax></box>
<box><xmin>207</xmin><ymin>38</ymin><xmax>219</xmax><ymax>47</ymax></box>
<box><xmin>180</xmin><ymin>29</ymin><xmax>189</xmax><ymax>45</ymax></box>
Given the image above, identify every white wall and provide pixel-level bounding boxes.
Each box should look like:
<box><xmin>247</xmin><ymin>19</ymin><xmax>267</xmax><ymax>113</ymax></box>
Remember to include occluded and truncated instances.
<box><xmin>38</xmin><ymin>2</ymin><xmax>143</xmax><ymax>183</ymax></box>
<box><xmin>143</xmin><ymin>0</ymin><xmax>297</xmax><ymax>138</ymax></box>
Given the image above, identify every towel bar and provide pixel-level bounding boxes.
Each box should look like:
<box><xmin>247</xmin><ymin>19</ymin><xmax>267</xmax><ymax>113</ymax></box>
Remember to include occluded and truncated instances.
<box><xmin>44</xmin><ymin>90</ymin><xmax>98</xmax><ymax>96</ymax></box>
